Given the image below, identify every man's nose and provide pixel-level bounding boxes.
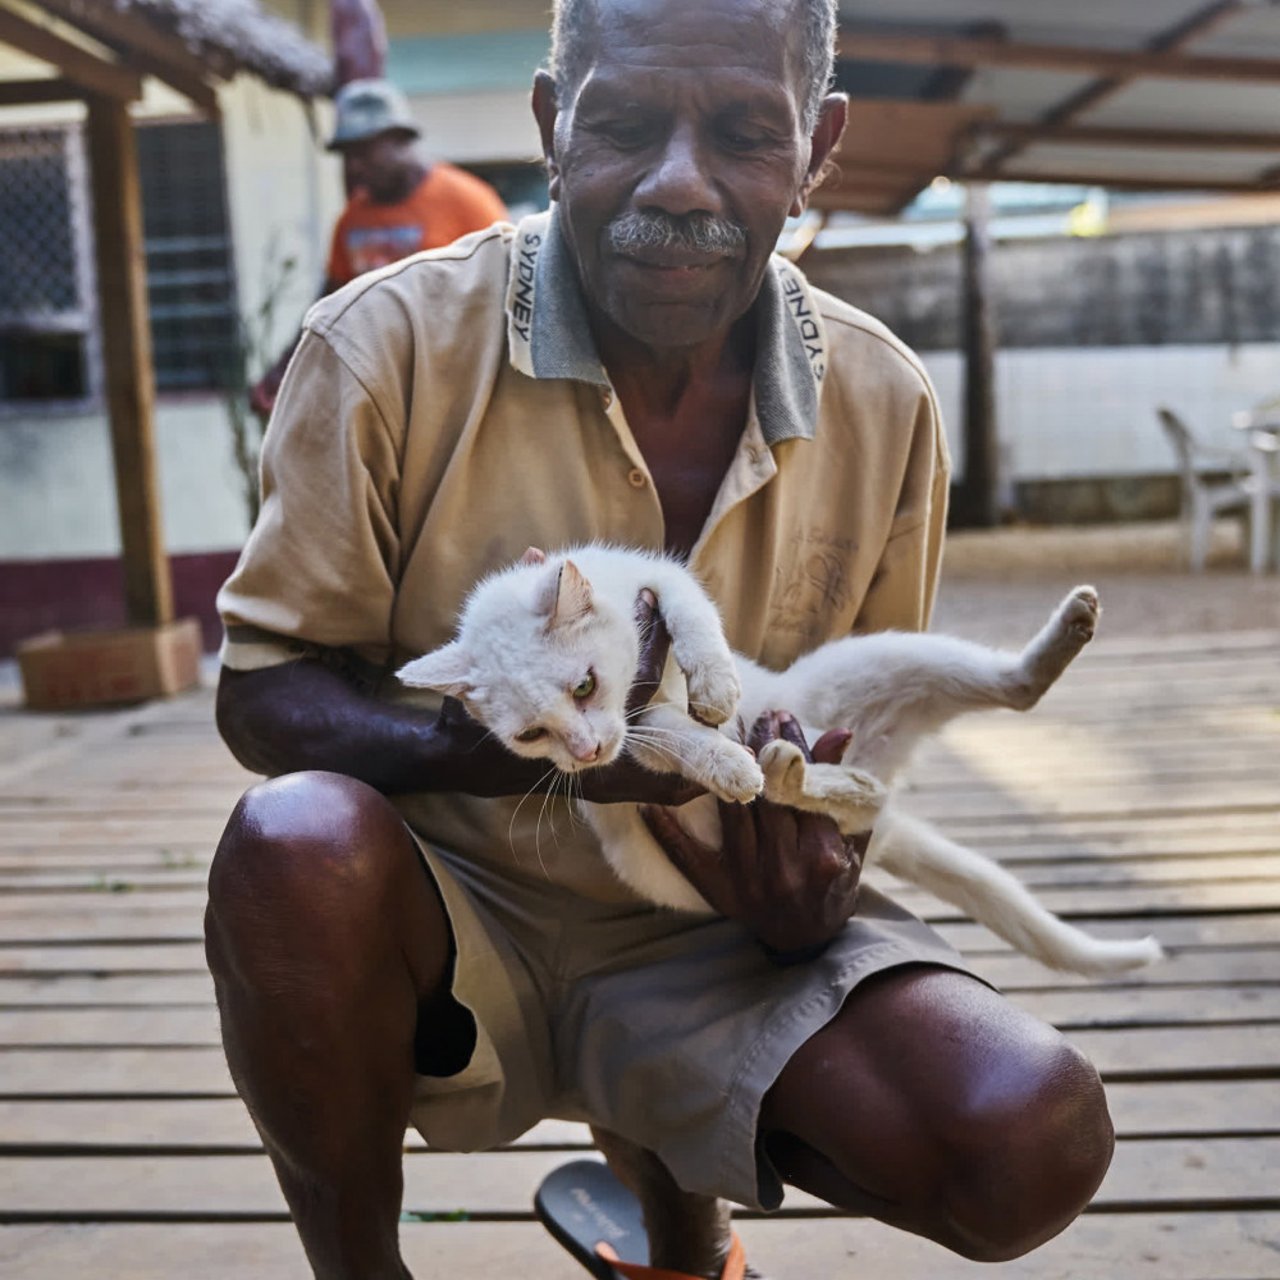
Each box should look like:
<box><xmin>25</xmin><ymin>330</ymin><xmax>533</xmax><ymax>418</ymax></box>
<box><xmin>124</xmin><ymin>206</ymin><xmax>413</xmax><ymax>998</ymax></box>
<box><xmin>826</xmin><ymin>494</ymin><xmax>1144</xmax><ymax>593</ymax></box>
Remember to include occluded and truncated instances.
<box><xmin>633</xmin><ymin>122</ymin><xmax>720</xmax><ymax>218</ymax></box>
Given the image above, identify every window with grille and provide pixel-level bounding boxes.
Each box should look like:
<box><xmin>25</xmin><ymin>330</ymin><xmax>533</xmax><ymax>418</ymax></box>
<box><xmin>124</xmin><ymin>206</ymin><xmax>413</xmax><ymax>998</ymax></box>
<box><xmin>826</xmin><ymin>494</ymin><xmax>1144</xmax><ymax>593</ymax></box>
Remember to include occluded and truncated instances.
<box><xmin>0</xmin><ymin>116</ymin><xmax>238</xmax><ymax>407</ymax></box>
<box><xmin>0</xmin><ymin>126</ymin><xmax>94</xmax><ymax>404</ymax></box>
<box><xmin>137</xmin><ymin>119</ymin><xmax>239</xmax><ymax>392</ymax></box>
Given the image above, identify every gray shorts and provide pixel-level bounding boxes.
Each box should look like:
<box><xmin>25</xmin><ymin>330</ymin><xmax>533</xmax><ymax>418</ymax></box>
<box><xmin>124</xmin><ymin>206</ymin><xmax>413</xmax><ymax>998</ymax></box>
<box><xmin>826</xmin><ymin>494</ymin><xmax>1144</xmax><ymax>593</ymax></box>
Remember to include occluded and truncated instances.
<box><xmin>408</xmin><ymin>835</ymin><xmax>978</xmax><ymax>1211</ymax></box>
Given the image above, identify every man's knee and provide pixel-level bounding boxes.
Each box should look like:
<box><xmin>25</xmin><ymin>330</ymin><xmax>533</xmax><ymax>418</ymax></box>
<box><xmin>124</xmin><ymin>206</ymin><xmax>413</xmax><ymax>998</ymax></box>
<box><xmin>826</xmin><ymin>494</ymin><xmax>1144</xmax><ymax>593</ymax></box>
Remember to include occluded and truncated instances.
<box><xmin>210</xmin><ymin>771</ymin><xmax>401</xmax><ymax>906</ymax></box>
<box><xmin>206</xmin><ymin>771</ymin><xmax>430</xmax><ymax>981</ymax></box>
<box><xmin>943</xmin><ymin>1033</ymin><xmax>1114</xmax><ymax>1262</ymax></box>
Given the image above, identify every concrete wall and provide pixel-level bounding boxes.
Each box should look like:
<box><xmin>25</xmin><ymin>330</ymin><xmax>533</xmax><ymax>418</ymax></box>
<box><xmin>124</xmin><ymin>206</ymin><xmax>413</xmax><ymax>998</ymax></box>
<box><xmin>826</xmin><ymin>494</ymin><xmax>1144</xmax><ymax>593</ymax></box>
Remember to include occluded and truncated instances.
<box><xmin>922</xmin><ymin>343</ymin><xmax>1280</xmax><ymax>485</ymax></box>
<box><xmin>0</xmin><ymin>77</ymin><xmax>341</xmax><ymax>561</ymax></box>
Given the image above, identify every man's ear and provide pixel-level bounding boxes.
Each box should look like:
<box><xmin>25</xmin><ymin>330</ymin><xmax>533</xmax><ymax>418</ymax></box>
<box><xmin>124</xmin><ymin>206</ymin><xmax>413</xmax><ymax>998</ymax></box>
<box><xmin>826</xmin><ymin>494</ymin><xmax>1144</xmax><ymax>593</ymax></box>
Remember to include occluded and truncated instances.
<box><xmin>532</xmin><ymin>71</ymin><xmax>563</xmax><ymax>201</ymax></box>
<box><xmin>791</xmin><ymin>93</ymin><xmax>848</xmax><ymax>217</ymax></box>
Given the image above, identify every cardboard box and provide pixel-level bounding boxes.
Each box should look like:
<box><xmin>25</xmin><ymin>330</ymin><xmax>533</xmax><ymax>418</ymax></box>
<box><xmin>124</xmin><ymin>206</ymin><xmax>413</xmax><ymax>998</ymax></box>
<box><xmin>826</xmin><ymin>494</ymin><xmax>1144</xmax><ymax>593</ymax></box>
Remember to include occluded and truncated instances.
<box><xmin>17</xmin><ymin>618</ymin><xmax>203</xmax><ymax>711</ymax></box>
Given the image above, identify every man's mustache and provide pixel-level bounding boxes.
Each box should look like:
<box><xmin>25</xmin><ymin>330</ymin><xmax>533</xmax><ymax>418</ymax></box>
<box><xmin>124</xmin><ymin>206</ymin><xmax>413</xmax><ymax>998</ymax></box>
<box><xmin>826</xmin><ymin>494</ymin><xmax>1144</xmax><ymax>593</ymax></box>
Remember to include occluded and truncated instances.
<box><xmin>607</xmin><ymin>210</ymin><xmax>747</xmax><ymax>257</ymax></box>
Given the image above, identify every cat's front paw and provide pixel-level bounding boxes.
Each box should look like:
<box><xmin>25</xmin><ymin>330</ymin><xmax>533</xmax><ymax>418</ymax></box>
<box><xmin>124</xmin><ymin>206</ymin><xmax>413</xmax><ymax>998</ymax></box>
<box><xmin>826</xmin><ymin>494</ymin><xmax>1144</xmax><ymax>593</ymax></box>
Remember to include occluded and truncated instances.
<box><xmin>704</xmin><ymin>742</ymin><xmax>764</xmax><ymax>804</ymax></box>
<box><xmin>758</xmin><ymin>738</ymin><xmax>808</xmax><ymax>800</ymax></box>
<box><xmin>683</xmin><ymin>658</ymin><xmax>741</xmax><ymax>727</ymax></box>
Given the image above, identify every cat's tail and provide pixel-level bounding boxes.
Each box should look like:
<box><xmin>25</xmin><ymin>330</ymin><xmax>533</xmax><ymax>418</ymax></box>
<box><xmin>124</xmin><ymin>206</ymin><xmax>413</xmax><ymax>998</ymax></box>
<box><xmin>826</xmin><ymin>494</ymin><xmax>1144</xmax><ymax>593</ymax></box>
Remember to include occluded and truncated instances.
<box><xmin>870</xmin><ymin>809</ymin><xmax>1164</xmax><ymax>977</ymax></box>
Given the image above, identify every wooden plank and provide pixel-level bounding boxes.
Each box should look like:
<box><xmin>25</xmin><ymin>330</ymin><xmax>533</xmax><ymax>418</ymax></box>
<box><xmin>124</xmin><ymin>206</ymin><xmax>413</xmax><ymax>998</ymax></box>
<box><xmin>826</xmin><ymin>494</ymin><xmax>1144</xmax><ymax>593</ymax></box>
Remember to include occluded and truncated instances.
<box><xmin>8</xmin><ymin>845</ymin><xmax>1271</xmax><ymax>891</ymax></box>
<box><xmin>0</xmin><ymin>5</ymin><xmax>141</xmax><ymax>100</ymax></box>
<box><xmin>3</xmin><ymin>1215</ymin><xmax>1280</xmax><ymax>1280</ymax></box>
<box><xmin>0</xmin><ymin>1100</ymin><xmax>589</xmax><ymax>1152</ymax></box>
<box><xmin>36</xmin><ymin>0</ymin><xmax>221</xmax><ymax>115</ymax></box>
<box><xmin>0</xmin><ymin>75</ymin><xmax>85</xmax><ymax>105</ymax></box>
<box><xmin>84</xmin><ymin>92</ymin><xmax>172</xmax><ymax>628</ymax></box>
<box><xmin>888</xmin><ymin>878</ymin><xmax>1280</xmax><ymax>918</ymax></box>
<box><xmin>2</xmin><ymin>1082</ymin><xmax>1272</xmax><ymax>1156</ymax></box>
<box><xmin>2</xmin><ymin>1025</ymin><xmax>1276</xmax><ymax>1098</ymax></box>
<box><xmin>1</xmin><ymin>1008</ymin><xmax>220</xmax><ymax>1046</ymax></box>
<box><xmin>2</xmin><ymin>1139</ymin><xmax>1277</xmax><ymax>1216</ymax></box>
<box><xmin>4</xmin><ymin>983</ymin><xmax>1276</xmax><ymax>1044</ymax></box>
<box><xmin>978</xmin><ymin>120</ymin><xmax>1280</xmax><ymax>153</ymax></box>
<box><xmin>938</xmin><ymin>912</ymin><xmax>1280</xmax><ymax>950</ymax></box>
<box><xmin>0</xmin><ymin>913</ymin><xmax>203</xmax><ymax>943</ymax></box>
<box><xmin>1011</xmin><ymin>984</ymin><xmax>1280</xmax><ymax>1027</ymax></box>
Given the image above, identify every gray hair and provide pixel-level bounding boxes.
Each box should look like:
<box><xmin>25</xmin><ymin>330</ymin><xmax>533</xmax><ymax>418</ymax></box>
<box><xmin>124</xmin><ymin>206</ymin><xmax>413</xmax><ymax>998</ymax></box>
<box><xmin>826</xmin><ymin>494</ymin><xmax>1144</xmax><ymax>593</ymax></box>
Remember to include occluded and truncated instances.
<box><xmin>549</xmin><ymin>0</ymin><xmax>838</xmax><ymax>133</ymax></box>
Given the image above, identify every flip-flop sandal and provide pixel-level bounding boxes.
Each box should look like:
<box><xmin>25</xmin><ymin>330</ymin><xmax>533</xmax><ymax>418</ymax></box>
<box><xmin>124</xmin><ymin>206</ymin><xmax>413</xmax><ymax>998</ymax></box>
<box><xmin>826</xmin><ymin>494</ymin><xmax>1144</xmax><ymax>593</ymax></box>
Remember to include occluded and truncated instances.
<box><xmin>534</xmin><ymin>1158</ymin><xmax>752</xmax><ymax>1280</ymax></box>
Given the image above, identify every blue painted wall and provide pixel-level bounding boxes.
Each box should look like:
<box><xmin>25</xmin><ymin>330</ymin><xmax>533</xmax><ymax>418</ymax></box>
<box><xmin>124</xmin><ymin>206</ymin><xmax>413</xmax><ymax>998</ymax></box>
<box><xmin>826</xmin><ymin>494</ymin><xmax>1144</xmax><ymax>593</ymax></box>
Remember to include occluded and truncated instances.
<box><xmin>387</xmin><ymin>29</ymin><xmax>550</xmax><ymax>96</ymax></box>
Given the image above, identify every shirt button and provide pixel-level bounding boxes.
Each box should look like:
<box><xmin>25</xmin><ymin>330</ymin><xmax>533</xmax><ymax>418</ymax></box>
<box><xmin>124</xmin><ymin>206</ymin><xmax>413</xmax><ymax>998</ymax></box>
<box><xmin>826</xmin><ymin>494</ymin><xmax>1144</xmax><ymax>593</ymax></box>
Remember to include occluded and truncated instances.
<box><xmin>602</xmin><ymin>389</ymin><xmax>614</xmax><ymax>409</ymax></box>
<box><xmin>628</xmin><ymin>468</ymin><xmax>648</xmax><ymax>489</ymax></box>
<box><xmin>747</xmin><ymin>446</ymin><xmax>763</xmax><ymax>464</ymax></box>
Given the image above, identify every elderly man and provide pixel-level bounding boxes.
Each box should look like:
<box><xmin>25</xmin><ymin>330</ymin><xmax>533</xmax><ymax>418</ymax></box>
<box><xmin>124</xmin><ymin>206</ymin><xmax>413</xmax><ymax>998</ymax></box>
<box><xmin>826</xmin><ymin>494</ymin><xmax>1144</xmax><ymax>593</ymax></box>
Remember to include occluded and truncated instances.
<box><xmin>207</xmin><ymin>1</ymin><xmax>1115</xmax><ymax>1277</ymax></box>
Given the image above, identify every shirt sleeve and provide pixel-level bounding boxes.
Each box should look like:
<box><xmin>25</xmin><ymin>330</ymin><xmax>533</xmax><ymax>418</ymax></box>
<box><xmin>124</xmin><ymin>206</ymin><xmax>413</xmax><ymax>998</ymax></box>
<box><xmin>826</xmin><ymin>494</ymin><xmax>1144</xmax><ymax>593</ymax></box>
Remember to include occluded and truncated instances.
<box><xmin>217</xmin><ymin>327</ymin><xmax>402</xmax><ymax>671</ymax></box>
<box><xmin>853</xmin><ymin>386</ymin><xmax>950</xmax><ymax>635</ymax></box>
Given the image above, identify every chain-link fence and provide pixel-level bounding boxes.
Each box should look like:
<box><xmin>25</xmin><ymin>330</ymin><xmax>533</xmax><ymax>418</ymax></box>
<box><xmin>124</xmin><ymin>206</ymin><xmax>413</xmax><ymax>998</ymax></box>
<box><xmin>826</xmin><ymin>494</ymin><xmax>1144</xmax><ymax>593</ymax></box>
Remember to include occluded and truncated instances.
<box><xmin>0</xmin><ymin>124</ymin><xmax>96</xmax><ymax>404</ymax></box>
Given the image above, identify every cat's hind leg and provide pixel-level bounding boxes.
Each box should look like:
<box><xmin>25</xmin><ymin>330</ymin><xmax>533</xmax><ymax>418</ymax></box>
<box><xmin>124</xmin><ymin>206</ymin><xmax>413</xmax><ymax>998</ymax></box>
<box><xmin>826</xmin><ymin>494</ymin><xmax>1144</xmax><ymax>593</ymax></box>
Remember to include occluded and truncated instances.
<box><xmin>758</xmin><ymin>739</ymin><xmax>887</xmax><ymax>834</ymax></box>
<box><xmin>1006</xmin><ymin>585</ymin><xmax>1100</xmax><ymax>711</ymax></box>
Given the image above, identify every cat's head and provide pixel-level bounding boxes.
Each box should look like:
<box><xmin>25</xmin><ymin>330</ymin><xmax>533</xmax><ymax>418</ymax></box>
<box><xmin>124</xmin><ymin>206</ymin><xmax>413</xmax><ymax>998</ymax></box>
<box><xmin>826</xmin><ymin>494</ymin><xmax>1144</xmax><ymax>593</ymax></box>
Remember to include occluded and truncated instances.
<box><xmin>397</xmin><ymin>550</ymin><xmax>638</xmax><ymax>774</ymax></box>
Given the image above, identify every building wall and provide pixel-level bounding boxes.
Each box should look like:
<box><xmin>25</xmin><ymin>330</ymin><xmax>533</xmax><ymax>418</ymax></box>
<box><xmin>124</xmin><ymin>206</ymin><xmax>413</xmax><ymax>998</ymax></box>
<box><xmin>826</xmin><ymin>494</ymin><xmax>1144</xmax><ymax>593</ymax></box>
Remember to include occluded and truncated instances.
<box><xmin>0</xmin><ymin>67</ymin><xmax>342</xmax><ymax>654</ymax></box>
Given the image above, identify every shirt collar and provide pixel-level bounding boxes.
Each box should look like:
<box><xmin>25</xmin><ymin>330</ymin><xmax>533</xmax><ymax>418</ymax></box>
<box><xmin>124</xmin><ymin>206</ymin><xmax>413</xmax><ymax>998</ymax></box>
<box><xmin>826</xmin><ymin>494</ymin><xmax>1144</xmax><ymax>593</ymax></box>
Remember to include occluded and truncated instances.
<box><xmin>505</xmin><ymin>208</ymin><xmax>827</xmax><ymax>444</ymax></box>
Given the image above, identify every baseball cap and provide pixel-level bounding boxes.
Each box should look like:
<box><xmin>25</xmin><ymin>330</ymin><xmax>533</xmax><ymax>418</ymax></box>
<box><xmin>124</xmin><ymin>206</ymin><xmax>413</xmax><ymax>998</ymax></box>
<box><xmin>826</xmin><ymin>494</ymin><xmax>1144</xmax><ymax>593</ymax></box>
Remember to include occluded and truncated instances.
<box><xmin>327</xmin><ymin>79</ymin><xmax>421</xmax><ymax>151</ymax></box>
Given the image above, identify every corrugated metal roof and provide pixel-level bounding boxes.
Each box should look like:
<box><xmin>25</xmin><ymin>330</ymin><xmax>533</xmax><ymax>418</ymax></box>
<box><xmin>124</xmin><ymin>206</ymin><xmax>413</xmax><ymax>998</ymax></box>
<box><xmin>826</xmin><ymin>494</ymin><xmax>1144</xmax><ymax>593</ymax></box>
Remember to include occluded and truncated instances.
<box><xmin>97</xmin><ymin>0</ymin><xmax>332</xmax><ymax>95</ymax></box>
<box><xmin>820</xmin><ymin>0</ymin><xmax>1280</xmax><ymax>212</ymax></box>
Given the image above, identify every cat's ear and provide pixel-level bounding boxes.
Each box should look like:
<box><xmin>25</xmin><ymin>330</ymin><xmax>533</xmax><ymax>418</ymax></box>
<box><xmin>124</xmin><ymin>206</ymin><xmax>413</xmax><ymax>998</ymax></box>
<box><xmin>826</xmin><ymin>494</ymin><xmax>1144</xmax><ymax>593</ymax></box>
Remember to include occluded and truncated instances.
<box><xmin>519</xmin><ymin>546</ymin><xmax>547</xmax><ymax>566</ymax></box>
<box><xmin>396</xmin><ymin>642</ymin><xmax>473</xmax><ymax>696</ymax></box>
<box><xmin>533</xmin><ymin>560</ymin><xmax>594</xmax><ymax>628</ymax></box>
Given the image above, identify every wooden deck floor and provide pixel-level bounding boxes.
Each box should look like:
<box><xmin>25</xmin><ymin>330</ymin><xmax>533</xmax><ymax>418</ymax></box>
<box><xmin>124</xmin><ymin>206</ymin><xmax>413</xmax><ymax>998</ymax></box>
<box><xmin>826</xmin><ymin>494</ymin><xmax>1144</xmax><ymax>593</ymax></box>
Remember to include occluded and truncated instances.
<box><xmin>2</xmin><ymin>629</ymin><xmax>1279</xmax><ymax>1278</ymax></box>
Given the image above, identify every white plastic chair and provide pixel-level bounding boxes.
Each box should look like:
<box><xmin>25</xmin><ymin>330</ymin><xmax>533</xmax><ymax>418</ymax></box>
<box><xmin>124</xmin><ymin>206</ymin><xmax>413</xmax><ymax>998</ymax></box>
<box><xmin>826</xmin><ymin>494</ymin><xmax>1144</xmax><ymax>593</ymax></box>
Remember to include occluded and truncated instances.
<box><xmin>1230</xmin><ymin>400</ymin><xmax>1280</xmax><ymax>573</ymax></box>
<box><xmin>1156</xmin><ymin>407</ymin><xmax>1258</xmax><ymax>571</ymax></box>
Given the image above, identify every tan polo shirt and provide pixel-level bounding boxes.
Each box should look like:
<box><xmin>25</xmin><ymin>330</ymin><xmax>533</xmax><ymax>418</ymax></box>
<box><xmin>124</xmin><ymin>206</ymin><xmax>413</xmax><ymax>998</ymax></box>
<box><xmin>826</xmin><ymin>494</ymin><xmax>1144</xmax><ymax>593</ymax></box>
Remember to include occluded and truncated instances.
<box><xmin>218</xmin><ymin>210</ymin><xmax>949</xmax><ymax>901</ymax></box>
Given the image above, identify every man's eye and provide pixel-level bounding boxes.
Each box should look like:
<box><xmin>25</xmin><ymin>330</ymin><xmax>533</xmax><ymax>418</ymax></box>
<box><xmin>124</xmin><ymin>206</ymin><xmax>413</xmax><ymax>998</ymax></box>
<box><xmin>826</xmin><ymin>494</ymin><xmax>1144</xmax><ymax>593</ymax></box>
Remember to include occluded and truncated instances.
<box><xmin>573</xmin><ymin>673</ymin><xmax>597</xmax><ymax>700</ymax></box>
<box><xmin>598</xmin><ymin>120</ymin><xmax>652</xmax><ymax>148</ymax></box>
<box><xmin>516</xmin><ymin>727</ymin><xmax>547</xmax><ymax>743</ymax></box>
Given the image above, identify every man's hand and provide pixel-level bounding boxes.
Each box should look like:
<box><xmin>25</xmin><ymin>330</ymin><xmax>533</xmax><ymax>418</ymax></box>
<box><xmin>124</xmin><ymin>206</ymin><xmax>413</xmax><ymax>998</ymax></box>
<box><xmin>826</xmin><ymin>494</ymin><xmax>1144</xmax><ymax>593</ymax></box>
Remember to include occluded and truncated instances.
<box><xmin>642</xmin><ymin>712</ymin><xmax>869</xmax><ymax>955</ymax></box>
<box><xmin>430</xmin><ymin>590</ymin><xmax>704</xmax><ymax>805</ymax></box>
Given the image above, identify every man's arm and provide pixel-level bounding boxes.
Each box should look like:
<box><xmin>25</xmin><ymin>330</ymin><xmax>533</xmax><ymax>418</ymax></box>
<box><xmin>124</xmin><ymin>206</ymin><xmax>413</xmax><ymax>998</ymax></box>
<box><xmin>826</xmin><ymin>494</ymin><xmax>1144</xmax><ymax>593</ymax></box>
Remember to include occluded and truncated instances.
<box><xmin>217</xmin><ymin>597</ymin><xmax>703</xmax><ymax>807</ymax></box>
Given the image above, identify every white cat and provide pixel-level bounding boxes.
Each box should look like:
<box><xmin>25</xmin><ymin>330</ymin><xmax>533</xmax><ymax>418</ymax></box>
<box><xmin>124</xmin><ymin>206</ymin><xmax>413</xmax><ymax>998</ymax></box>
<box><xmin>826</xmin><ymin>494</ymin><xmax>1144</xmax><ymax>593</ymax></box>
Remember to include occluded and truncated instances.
<box><xmin>398</xmin><ymin>545</ymin><xmax>1162</xmax><ymax>977</ymax></box>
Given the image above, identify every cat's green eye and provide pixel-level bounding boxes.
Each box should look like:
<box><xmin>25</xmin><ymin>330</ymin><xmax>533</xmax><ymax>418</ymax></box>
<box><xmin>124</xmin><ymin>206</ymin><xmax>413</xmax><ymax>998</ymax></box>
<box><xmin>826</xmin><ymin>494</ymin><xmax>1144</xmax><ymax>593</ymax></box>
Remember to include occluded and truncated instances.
<box><xmin>572</xmin><ymin>672</ymin><xmax>597</xmax><ymax>700</ymax></box>
<box><xmin>516</xmin><ymin>726</ymin><xmax>547</xmax><ymax>743</ymax></box>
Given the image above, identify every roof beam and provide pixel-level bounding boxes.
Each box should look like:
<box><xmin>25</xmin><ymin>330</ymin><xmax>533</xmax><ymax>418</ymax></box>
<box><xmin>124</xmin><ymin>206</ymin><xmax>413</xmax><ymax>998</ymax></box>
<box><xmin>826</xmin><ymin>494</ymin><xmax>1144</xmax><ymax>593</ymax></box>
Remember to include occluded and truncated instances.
<box><xmin>976</xmin><ymin>122</ymin><xmax>1280</xmax><ymax>153</ymax></box>
<box><xmin>0</xmin><ymin>2</ymin><xmax>140</xmax><ymax>101</ymax></box>
<box><xmin>838</xmin><ymin>28</ymin><xmax>1280</xmax><ymax>86</ymax></box>
<box><xmin>961</xmin><ymin>168</ymin><xmax>1280</xmax><ymax>194</ymax></box>
<box><xmin>975</xmin><ymin>1</ymin><xmax>1259</xmax><ymax>175</ymax></box>
<box><xmin>0</xmin><ymin>74</ymin><xmax>85</xmax><ymax>105</ymax></box>
<box><xmin>36</xmin><ymin>0</ymin><xmax>223</xmax><ymax>116</ymax></box>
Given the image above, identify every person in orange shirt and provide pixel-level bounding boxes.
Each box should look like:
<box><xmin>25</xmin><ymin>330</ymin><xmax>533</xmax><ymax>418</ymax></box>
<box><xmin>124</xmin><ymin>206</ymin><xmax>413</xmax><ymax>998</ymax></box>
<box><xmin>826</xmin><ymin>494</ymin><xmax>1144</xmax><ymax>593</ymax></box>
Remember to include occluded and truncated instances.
<box><xmin>250</xmin><ymin>79</ymin><xmax>508</xmax><ymax>416</ymax></box>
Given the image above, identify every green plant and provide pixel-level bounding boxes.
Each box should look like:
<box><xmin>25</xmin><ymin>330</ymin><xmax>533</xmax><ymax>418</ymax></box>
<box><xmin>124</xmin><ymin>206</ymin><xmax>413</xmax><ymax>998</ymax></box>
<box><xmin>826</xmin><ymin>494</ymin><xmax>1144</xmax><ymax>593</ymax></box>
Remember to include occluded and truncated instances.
<box><xmin>221</xmin><ymin>236</ymin><xmax>300</xmax><ymax>529</ymax></box>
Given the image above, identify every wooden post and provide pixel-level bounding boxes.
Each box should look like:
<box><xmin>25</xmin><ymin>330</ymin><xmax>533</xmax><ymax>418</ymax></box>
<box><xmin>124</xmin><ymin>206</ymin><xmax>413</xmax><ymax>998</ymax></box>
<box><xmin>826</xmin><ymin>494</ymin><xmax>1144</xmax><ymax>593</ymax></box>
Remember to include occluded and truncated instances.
<box><xmin>957</xmin><ymin>182</ymin><xmax>1001</xmax><ymax>528</ymax></box>
<box><xmin>84</xmin><ymin>93</ymin><xmax>174</xmax><ymax>628</ymax></box>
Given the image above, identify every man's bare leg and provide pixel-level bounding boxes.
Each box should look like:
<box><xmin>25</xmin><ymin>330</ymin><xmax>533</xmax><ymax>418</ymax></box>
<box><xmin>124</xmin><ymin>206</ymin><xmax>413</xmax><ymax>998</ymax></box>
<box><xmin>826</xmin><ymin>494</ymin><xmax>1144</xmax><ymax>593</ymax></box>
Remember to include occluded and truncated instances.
<box><xmin>762</xmin><ymin>965</ymin><xmax>1114</xmax><ymax>1262</ymax></box>
<box><xmin>596</xmin><ymin>965</ymin><xmax>1112</xmax><ymax>1276</ymax></box>
<box><xmin>591</xmin><ymin>1127</ymin><xmax>736</xmax><ymax>1278</ymax></box>
<box><xmin>205</xmin><ymin>772</ymin><xmax>453</xmax><ymax>1280</ymax></box>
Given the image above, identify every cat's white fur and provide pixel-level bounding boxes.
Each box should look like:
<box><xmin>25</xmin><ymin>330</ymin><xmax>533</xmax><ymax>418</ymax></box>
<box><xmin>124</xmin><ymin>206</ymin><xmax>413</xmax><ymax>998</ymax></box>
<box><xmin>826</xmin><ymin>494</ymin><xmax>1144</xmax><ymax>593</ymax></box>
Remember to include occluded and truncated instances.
<box><xmin>399</xmin><ymin>544</ymin><xmax>1162</xmax><ymax>977</ymax></box>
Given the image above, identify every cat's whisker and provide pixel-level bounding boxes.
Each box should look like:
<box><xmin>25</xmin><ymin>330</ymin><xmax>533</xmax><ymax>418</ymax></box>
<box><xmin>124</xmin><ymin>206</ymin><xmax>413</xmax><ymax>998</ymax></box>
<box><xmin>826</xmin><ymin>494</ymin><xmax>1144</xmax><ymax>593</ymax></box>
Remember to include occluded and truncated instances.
<box><xmin>624</xmin><ymin>728</ymin><xmax>695</xmax><ymax>773</ymax></box>
<box><xmin>508</xmin><ymin>764</ymin><xmax>560</xmax><ymax>864</ymax></box>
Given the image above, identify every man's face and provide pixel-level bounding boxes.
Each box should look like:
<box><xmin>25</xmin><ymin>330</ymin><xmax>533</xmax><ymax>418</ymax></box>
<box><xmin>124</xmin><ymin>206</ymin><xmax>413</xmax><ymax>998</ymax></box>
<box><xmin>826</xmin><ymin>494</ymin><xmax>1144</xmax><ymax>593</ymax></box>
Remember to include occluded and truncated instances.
<box><xmin>340</xmin><ymin>132</ymin><xmax>415</xmax><ymax>203</ymax></box>
<box><xmin>538</xmin><ymin>0</ymin><xmax>835</xmax><ymax>351</ymax></box>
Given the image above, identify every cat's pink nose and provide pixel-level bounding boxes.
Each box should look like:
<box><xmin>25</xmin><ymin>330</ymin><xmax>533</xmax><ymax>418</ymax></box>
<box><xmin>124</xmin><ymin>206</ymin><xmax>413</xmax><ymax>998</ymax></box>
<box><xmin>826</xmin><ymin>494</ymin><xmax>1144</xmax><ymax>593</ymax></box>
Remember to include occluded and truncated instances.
<box><xmin>572</xmin><ymin>741</ymin><xmax>601</xmax><ymax>763</ymax></box>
